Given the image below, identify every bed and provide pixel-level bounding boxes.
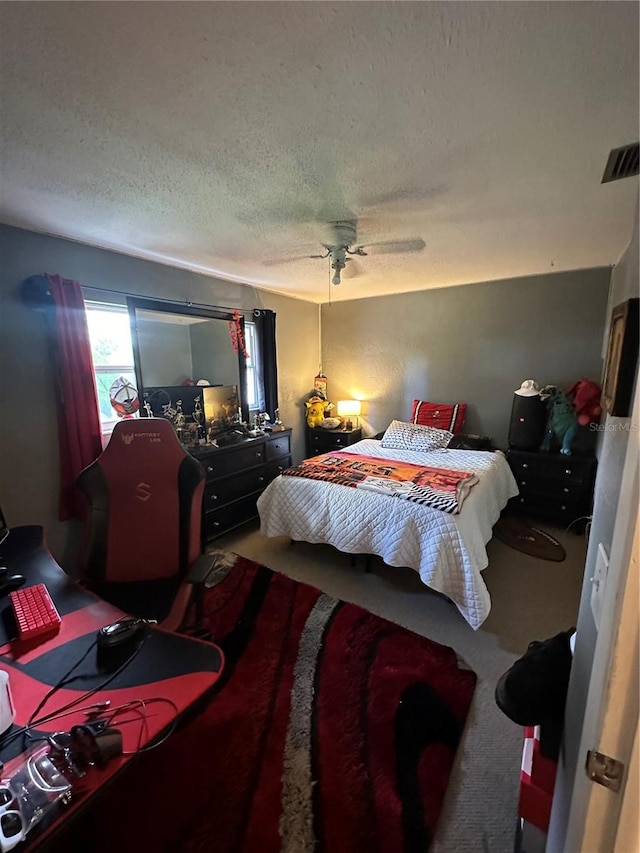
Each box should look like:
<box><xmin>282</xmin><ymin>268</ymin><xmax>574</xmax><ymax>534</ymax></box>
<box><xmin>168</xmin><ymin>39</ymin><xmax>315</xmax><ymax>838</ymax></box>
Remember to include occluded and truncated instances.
<box><xmin>257</xmin><ymin>436</ymin><xmax>519</xmax><ymax>629</ymax></box>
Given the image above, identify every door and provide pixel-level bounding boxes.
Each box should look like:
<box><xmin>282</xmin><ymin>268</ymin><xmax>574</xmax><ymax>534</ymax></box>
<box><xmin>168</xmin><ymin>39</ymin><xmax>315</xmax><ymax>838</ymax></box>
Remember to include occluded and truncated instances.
<box><xmin>562</xmin><ymin>391</ymin><xmax>639</xmax><ymax>851</ymax></box>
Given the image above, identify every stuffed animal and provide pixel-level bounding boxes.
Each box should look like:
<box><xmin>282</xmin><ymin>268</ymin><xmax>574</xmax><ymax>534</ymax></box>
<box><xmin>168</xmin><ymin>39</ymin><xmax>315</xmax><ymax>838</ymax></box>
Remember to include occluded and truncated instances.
<box><xmin>305</xmin><ymin>396</ymin><xmax>330</xmax><ymax>428</ymax></box>
<box><xmin>567</xmin><ymin>378</ymin><xmax>602</xmax><ymax>426</ymax></box>
<box><xmin>540</xmin><ymin>385</ymin><xmax>579</xmax><ymax>455</ymax></box>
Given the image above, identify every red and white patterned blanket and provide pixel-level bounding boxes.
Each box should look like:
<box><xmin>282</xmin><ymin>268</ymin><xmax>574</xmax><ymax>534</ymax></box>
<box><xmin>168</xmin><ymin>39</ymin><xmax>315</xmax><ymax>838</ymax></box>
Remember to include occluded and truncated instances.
<box><xmin>281</xmin><ymin>452</ymin><xmax>478</xmax><ymax>514</ymax></box>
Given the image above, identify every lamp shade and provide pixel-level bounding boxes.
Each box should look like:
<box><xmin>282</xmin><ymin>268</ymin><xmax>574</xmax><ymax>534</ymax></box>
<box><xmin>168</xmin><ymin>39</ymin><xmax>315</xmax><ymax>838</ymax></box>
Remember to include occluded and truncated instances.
<box><xmin>336</xmin><ymin>400</ymin><xmax>362</xmax><ymax>418</ymax></box>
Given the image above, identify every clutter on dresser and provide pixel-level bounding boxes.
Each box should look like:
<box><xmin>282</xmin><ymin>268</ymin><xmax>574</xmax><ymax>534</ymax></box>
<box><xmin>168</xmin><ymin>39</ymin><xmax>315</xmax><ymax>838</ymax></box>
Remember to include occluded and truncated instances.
<box><xmin>271</xmin><ymin>408</ymin><xmax>286</xmax><ymax>432</ymax></box>
<box><xmin>508</xmin><ymin>378</ymin><xmax>602</xmax><ymax>456</ymax></box>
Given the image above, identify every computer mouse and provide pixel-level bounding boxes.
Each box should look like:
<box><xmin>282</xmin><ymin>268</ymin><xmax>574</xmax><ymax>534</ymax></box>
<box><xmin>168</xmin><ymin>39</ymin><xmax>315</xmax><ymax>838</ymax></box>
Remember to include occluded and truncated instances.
<box><xmin>0</xmin><ymin>575</ymin><xmax>25</xmax><ymax>597</ymax></box>
<box><xmin>97</xmin><ymin>618</ymin><xmax>146</xmax><ymax>649</ymax></box>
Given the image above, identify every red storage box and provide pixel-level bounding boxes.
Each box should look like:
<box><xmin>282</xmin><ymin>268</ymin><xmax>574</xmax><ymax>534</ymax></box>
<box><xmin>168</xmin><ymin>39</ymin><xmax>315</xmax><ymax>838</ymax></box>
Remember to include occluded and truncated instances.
<box><xmin>519</xmin><ymin>726</ymin><xmax>557</xmax><ymax>832</ymax></box>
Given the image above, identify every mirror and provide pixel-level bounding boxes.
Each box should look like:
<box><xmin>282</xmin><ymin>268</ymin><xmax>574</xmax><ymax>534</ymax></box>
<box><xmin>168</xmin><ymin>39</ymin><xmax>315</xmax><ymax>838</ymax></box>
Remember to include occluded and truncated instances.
<box><xmin>127</xmin><ymin>297</ymin><xmax>249</xmax><ymax>424</ymax></box>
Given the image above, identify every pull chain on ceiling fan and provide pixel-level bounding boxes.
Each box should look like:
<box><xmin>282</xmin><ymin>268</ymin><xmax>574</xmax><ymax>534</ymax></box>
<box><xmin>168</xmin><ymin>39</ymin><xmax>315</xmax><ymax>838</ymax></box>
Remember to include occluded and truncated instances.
<box><xmin>263</xmin><ymin>220</ymin><xmax>426</xmax><ymax>286</ymax></box>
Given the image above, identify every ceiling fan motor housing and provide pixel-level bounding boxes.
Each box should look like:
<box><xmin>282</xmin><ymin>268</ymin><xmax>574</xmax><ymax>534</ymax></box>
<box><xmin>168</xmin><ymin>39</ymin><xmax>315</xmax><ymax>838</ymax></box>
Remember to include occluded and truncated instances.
<box><xmin>329</xmin><ymin>220</ymin><xmax>357</xmax><ymax>248</ymax></box>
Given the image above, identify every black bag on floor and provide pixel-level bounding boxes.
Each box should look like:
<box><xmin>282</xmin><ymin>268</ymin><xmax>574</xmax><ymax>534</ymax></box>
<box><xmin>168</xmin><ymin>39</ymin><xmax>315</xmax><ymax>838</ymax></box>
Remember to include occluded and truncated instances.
<box><xmin>495</xmin><ymin>628</ymin><xmax>575</xmax><ymax>759</ymax></box>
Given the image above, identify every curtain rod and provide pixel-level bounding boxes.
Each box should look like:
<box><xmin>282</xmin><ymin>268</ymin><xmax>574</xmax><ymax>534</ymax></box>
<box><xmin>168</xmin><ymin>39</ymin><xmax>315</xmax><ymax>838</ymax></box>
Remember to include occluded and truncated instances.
<box><xmin>79</xmin><ymin>282</ymin><xmax>256</xmax><ymax>317</ymax></box>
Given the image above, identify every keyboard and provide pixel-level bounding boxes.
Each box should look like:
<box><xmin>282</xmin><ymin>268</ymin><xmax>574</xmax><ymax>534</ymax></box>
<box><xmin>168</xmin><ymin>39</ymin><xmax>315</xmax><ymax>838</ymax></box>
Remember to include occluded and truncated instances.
<box><xmin>10</xmin><ymin>583</ymin><xmax>62</xmax><ymax>641</ymax></box>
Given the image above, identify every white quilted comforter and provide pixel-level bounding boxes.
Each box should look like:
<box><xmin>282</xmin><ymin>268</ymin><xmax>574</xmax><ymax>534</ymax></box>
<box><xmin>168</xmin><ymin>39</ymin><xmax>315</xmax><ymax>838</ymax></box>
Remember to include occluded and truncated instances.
<box><xmin>257</xmin><ymin>439</ymin><xmax>519</xmax><ymax>629</ymax></box>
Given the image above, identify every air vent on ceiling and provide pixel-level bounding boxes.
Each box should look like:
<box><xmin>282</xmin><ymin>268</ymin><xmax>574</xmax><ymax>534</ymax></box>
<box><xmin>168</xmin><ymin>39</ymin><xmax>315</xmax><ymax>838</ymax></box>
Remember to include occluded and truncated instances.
<box><xmin>601</xmin><ymin>143</ymin><xmax>639</xmax><ymax>183</ymax></box>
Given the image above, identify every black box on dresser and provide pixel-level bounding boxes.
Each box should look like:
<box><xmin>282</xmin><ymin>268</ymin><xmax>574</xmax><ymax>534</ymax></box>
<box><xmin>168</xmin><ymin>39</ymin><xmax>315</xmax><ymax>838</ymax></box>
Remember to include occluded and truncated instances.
<box><xmin>193</xmin><ymin>429</ymin><xmax>292</xmax><ymax>542</ymax></box>
<box><xmin>506</xmin><ymin>449</ymin><xmax>597</xmax><ymax>530</ymax></box>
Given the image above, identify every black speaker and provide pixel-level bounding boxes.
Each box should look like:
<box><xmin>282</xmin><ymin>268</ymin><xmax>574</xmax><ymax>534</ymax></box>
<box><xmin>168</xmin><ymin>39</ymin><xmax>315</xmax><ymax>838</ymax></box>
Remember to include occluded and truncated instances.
<box><xmin>508</xmin><ymin>394</ymin><xmax>547</xmax><ymax>450</ymax></box>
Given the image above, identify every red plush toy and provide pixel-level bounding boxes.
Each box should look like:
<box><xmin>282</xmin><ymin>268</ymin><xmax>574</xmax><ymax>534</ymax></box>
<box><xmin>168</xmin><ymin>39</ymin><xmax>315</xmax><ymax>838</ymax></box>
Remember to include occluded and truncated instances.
<box><xmin>566</xmin><ymin>378</ymin><xmax>602</xmax><ymax>426</ymax></box>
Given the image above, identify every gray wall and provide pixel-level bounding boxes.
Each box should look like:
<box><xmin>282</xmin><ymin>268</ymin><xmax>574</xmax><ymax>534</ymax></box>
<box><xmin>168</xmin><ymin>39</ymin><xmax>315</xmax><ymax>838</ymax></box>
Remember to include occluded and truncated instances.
<box><xmin>0</xmin><ymin>224</ymin><xmax>318</xmax><ymax>564</ymax></box>
<box><xmin>548</xmin><ymin>200</ymin><xmax>640</xmax><ymax>851</ymax></box>
<box><xmin>320</xmin><ymin>268</ymin><xmax>611</xmax><ymax>450</ymax></box>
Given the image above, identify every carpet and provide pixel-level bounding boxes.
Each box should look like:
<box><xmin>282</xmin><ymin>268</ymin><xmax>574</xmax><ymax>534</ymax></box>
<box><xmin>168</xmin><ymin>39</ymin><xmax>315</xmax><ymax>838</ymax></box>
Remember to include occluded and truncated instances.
<box><xmin>70</xmin><ymin>553</ymin><xmax>476</xmax><ymax>853</ymax></box>
<box><xmin>493</xmin><ymin>516</ymin><xmax>566</xmax><ymax>562</ymax></box>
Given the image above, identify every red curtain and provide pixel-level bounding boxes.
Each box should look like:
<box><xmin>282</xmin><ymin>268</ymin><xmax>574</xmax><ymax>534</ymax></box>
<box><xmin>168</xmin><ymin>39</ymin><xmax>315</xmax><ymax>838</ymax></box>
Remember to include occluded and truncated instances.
<box><xmin>45</xmin><ymin>274</ymin><xmax>103</xmax><ymax>520</ymax></box>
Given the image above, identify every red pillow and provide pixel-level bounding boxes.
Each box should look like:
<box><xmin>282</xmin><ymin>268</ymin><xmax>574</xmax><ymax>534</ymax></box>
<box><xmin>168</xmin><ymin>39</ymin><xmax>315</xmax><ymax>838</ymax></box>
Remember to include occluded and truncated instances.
<box><xmin>410</xmin><ymin>399</ymin><xmax>467</xmax><ymax>435</ymax></box>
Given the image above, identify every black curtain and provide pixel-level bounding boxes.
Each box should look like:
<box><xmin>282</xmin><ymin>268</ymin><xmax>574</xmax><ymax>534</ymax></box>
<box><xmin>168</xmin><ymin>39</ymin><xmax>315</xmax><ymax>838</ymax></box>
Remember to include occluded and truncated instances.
<box><xmin>253</xmin><ymin>309</ymin><xmax>278</xmax><ymax>420</ymax></box>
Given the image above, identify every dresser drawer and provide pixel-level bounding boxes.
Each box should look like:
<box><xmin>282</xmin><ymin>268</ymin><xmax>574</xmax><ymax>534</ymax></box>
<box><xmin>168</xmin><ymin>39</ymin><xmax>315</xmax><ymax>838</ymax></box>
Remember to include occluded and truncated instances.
<box><xmin>514</xmin><ymin>474</ymin><xmax>587</xmax><ymax>501</ymax></box>
<box><xmin>204</xmin><ymin>494</ymin><xmax>260</xmax><ymax>539</ymax></box>
<box><xmin>307</xmin><ymin>428</ymin><xmax>361</xmax><ymax>454</ymax></box>
<box><xmin>267</xmin><ymin>459</ymin><xmax>291</xmax><ymax>481</ymax></box>
<box><xmin>511</xmin><ymin>493</ymin><xmax>584</xmax><ymax>520</ymax></box>
<box><xmin>204</xmin><ymin>467</ymin><xmax>267</xmax><ymax>508</ymax></box>
<box><xmin>508</xmin><ymin>455</ymin><xmax>592</xmax><ymax>485</ymax></box>
<box><xmin>266</xmin><ymin>433</ymin><xmax>291</xmax><ymax>460</ymax></box>
<box><xmin>200</xmin><ymin>443</ymin><xmax>265</xmax><ymax>481</ymax></box>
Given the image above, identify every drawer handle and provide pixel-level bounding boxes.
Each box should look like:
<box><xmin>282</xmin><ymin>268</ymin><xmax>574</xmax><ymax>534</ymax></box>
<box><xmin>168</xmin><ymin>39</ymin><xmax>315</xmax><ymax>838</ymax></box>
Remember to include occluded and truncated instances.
<box><xmin>563</xmin><ymin>487</ymin><xmax>569</xmax><ymax>493</ymax></box>
<box><xmin>522</xmin><ymin>463</ymin><xmax>529</xmax><ymax>469</ymax></box>
<box><xmin>561</xmin><ymin>505</ymin><xmax>567</xmax><ymax>511</ymax></box>
<box><xmin>256</xmin><ymin>452</ymin><xmax>263</xmax><ymax>459</ymax></box>
<box><xmin>209</xmin><ymin>494</ymin><xmax>218</xmax><ymax>502</ymax></box>
<box><xmin>565</xmin><ymin>469</ymin><xmax>572</xmax><ymax>475</ymax></box>
<box><xmin>206</xmin><ymin>466</ymin><xmax>214</xmax><ymax>473</ymax></box>
<box><xmin>212</xmin><ymin>521</ymin><xmax>220</xmax><ymax>529</ymax></box>
<box><xmin>521</xmin><ymin>480</ymin><xmax>527</xmax><ymax>486</ymax></box>
<box><xmin>258</xmin><ymin>476</ymin><xmax>265</xmax><ymax>483</ymax></box>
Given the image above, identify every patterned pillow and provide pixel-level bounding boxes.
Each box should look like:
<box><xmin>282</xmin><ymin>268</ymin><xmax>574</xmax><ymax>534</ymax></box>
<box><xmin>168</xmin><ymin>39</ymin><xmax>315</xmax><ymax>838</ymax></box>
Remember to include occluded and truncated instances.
<box><xmin>410</xmin><ymin>400</ymin><xmax>467</xmax><ymax>435</ymax></box>
<box><xmin>380</xmin><ymin>420</ymin><xmax>453</xmax><ymax>452</ymax></box>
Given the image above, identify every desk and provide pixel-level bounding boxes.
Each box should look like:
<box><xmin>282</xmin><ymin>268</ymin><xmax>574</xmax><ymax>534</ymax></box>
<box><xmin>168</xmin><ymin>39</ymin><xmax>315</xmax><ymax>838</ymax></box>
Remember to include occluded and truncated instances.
<box><xmin>0</xmin><ymin>526</ymin><xmax>224</xmax><ymax>851</ymax></box>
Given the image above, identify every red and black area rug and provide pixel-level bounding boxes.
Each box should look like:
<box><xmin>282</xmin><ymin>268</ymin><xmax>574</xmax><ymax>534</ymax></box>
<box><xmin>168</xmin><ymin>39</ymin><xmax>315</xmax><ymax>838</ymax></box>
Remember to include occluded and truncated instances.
<box><xmin>72</xmin><ymin>554</ymin><xmax>477</xmax><ymax>852</ymax></box>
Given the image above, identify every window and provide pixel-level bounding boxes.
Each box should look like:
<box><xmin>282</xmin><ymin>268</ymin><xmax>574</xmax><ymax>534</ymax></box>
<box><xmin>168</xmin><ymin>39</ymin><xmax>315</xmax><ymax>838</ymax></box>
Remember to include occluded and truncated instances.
<box><xmin>85</xmin><ymin>301</ymin><xmax>138</xmax><ymax>433</ymax></box>
<box><xmin>244</xmin><ymin>321</ymin><xmax>259</xmax><ymax>410</ymax></box>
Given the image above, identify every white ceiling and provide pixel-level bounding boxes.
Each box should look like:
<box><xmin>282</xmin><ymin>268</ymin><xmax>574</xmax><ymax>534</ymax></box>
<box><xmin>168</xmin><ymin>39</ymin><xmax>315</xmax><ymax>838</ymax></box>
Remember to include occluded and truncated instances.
<box><xmin>1</xmin><ymin>2</ymin><xmax>638</xmax><ymax>304</ymax></box>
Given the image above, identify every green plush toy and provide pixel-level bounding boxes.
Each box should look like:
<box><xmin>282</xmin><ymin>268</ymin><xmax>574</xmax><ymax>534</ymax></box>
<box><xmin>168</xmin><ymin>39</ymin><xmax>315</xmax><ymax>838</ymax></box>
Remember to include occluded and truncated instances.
<box><xmin>540</xmin><ymin>386</ymin><xmax>579</xmax><ymax>455</ymax></box>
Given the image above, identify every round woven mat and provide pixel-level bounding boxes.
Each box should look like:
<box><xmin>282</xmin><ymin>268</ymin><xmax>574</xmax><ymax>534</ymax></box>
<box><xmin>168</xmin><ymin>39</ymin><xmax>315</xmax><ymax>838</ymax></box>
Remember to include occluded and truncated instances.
<box><xmin>493</xmin><ymin>516</ymin><xmax>566</xmax><ymax>562</ymax></box>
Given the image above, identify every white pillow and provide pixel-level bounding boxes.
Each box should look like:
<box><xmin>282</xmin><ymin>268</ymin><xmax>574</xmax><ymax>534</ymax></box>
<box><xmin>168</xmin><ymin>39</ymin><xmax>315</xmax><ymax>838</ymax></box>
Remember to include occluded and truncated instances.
<box><xmin>380</xmin><ymin>420</ymin><xmax>453</xmax><ymax>453</ymax></box>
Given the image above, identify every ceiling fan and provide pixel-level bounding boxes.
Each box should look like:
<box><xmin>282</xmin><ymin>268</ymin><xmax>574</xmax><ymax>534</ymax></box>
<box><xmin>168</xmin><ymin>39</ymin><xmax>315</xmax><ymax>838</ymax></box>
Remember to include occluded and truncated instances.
<box><xmin>263</xmin><ymin>220</ymin><xmax>426</xmax><ymax>285</ymax></box>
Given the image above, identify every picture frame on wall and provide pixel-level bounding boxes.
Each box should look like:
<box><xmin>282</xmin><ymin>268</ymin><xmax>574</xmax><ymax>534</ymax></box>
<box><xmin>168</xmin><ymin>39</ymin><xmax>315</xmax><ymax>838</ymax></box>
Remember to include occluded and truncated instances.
<box><xmin>601</xmin><ymin>297</ymin><xmax>639</xmax><ymax>417</ymax></box>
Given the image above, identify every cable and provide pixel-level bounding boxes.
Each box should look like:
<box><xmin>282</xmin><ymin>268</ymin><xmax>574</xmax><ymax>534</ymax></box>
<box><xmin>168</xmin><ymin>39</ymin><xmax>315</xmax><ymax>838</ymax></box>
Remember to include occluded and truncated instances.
<box><xmin>564</xmin><ymin>515</ymin><xmax>592</xmax><ymax>534</ymax></box>
<box><xmin>104</xmin><ymin>696</ymin><xmax>180</xmax><ymax>755</ymax></box>
<box><xmin>26</xmin><ymin>641</ymin><xmax>97</xmax><ymax>730</ymax></box>
<box><xmin>0</xmin><ymin>633</ymin><xmax>147</xmax><ymax>752</ymax></box>
<box><xmin>133</xmin><ymin>698</ymin><xmax>180</xmax><ymax>754</ymax></box>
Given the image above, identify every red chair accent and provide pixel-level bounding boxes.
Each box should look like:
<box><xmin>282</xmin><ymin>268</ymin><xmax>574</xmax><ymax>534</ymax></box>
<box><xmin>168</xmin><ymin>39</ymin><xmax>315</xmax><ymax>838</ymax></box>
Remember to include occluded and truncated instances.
<box><xmin>77</xmin><ymin>418</ymin><xmax>210</xmax><ymax>632</ymax></box>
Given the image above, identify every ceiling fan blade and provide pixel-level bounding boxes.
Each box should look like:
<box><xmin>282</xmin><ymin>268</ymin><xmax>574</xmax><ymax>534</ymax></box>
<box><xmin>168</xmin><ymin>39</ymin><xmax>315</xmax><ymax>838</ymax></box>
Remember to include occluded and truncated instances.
<box><xmin>356</xmin><ymin>238</ymin><xmax>426</xmax><ymax>255</ymax></box>
<box><xmin>263</xmin><ymin>253</ymin><xmax>326</xmax><ymax>267</ymax></box>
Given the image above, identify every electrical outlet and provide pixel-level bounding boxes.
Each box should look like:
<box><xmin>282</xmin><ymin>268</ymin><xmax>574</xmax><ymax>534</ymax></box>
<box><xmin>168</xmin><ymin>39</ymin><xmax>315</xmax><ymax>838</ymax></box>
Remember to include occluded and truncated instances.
<box><xmin>590</xmin><ymin>543</ymin><xmax>609</xmax><ymax>630</ymax></box>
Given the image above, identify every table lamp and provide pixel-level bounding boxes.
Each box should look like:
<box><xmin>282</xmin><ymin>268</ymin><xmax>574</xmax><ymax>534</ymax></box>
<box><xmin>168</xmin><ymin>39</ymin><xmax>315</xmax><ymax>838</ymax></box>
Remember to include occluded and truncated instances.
<box><xmin>336</xmin><ymin>400</ymin><xmax>361</xmax><ymax>431</ymax></box>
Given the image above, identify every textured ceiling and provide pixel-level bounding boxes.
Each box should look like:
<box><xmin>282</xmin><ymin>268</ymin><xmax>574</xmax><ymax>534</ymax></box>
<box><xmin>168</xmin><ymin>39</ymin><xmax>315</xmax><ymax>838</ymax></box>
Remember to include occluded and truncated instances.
<box><xmin>1</xmin><ymin>2</ymin><xmax>638</xmax><ymax>304</ymax></box>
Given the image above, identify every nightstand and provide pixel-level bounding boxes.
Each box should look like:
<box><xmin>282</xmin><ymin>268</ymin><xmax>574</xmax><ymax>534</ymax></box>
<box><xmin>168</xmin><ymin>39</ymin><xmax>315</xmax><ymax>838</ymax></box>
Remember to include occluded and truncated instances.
<box><xmin>305</xmin><ymin>426</ymin><xmax>362</xmax><ymax>457</ymax></box>
<box><xmin>506</xmin><ymin>449</ymin><xmax>597</xmax><ymax>529</ymax></box>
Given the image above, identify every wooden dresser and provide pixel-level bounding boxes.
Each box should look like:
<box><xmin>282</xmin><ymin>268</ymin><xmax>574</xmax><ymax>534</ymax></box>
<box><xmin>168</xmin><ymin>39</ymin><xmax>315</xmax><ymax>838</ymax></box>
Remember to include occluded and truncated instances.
<box><xmin>506</xmin><ymin>449</ymin><xmax>596</xmax><ymax>529</ymax></box>
<box><xmin>305</xmin><ymin>426</ymin><xmax>362</xmax><ymax>458</ymax></box>
<box><xmin>194</xmin><ymin>429</ymin><xmax>292</xmax><ymax>542</ymax></box>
